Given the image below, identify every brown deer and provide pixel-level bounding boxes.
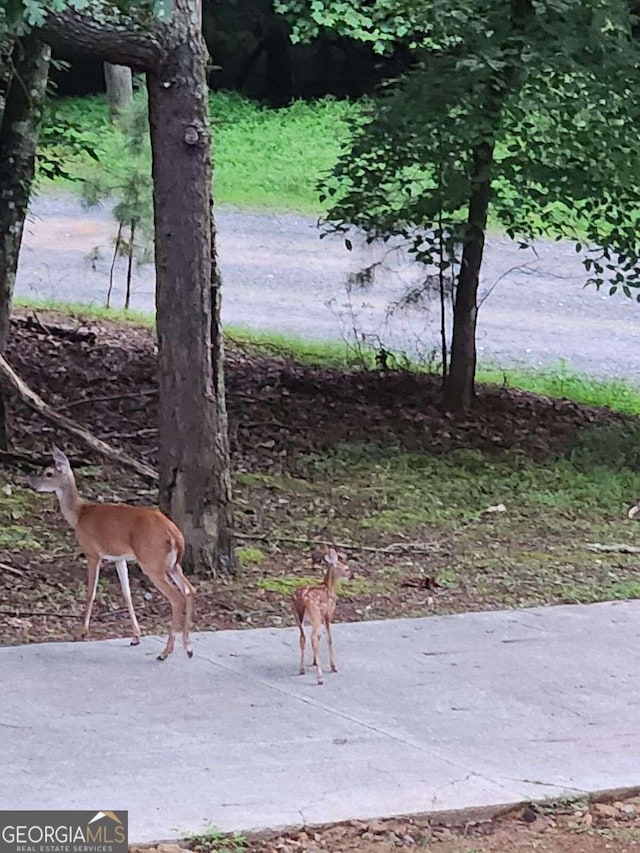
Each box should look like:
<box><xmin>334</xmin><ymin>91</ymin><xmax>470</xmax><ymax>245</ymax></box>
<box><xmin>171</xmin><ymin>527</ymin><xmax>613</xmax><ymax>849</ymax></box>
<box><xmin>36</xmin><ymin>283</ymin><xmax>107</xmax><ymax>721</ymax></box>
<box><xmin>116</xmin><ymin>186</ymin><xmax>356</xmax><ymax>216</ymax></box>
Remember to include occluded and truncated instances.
<box><xmin>291</xmin><ymin>546</ymin><xmax>350</xmax><ymax>684</ymax></box>
<box><xmin>31</xmin><ymin>446</ymin><xmax>195</xmax><ymax>661</ymax></box>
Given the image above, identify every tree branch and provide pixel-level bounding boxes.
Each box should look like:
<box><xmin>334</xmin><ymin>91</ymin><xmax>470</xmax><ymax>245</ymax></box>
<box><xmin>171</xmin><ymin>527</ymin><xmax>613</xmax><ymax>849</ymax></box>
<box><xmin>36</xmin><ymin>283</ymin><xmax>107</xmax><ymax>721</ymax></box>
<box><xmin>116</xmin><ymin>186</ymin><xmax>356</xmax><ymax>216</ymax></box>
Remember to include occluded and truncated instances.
<box><xmin>0</xmin><ymin>354</ymin><xmax>158</xmax><ymax>483</ymax></box>
<box><xmin>40</xmin><ymin>6</ymin><xmax>165</xmax><ymax>71</ymax></box>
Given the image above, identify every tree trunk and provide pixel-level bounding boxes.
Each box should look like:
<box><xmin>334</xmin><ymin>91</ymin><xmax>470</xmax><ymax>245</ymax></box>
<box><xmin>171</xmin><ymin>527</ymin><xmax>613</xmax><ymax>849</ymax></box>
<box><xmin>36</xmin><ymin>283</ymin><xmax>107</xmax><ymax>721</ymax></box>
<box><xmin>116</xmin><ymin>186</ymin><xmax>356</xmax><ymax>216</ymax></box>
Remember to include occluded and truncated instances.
<box><xmin>443</xmin><ymin>141</ymin><xmax>494</xmax><ymax>413</ymax></box>
<box><xmin>0</xmin><ymin>34</ymin><xmax>51</xmax><ymax>449</ymax></box>
<box><xmin>103</xmin><ymin>62</ymin><xmax>133</xmax><ymax>120</ymax></box>
<box><xmin>147</xmin><ymin>6</ymin><xmax>235</xmax><ymax>576</ymax></box>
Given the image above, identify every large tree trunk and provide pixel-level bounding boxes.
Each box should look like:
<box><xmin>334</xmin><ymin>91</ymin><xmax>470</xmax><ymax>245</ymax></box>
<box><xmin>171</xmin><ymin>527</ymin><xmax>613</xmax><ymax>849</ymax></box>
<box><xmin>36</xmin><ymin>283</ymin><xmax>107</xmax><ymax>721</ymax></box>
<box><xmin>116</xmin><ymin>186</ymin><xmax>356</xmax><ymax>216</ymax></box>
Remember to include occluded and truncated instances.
<box><xmin>147</xmin><ymin>5</ymin><xmax>235</xmax><ymax>576</ymax></box>
<box><xmin>39</xmin><ymin>3</ymin><xmax>236</xmax><ymax>574</ymax></box>
<box><xmin>443</xmin><ymin>141</ymin><xmax>494</xmax><ymax>413</ymax></box>
<box><xmin>0</xmin><ymin>34</ymin><xmax>51</xmax><ymax>449</ymax></box>
<box><xmin>103</xmin><ymin>62</ymin><xmax>133</xmax><ymax>120</ymax></box>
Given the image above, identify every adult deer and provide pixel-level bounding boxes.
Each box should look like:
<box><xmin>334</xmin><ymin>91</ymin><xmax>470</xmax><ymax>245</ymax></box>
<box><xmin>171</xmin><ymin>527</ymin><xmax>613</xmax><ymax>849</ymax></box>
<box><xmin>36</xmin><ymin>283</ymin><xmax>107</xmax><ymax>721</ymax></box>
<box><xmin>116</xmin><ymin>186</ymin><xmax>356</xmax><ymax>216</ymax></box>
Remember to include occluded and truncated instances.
<box><xmin>291</xmin><ymin>546</ymin><xmax>350</xmax><ymax>684</ymax></box>
<box><xmin>31</xmin><ymin>446</ymin><xmax>195</xmax><ymax>661</ymax></box>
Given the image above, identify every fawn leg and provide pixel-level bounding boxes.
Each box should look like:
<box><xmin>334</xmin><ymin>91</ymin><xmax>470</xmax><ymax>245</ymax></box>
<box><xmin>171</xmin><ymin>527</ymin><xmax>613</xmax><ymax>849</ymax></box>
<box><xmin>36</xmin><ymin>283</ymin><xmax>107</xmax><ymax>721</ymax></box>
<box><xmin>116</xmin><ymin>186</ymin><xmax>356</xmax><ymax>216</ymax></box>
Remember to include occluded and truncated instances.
<box><xmin>325</xmin><ymin>617</ymin><xmax>338</xmax><ymax>673</ymax></box>
<box><xmin>310</xmin><ymin>619</ymin><xmax>323</xmax><ymax>684</ymax></box>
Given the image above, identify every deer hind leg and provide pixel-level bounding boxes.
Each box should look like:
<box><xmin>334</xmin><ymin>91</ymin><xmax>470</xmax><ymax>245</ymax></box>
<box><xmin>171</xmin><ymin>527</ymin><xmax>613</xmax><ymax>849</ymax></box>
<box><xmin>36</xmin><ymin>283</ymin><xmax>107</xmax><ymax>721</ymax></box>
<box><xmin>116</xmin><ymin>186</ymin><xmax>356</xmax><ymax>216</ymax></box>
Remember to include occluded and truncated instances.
<box><xmin>309</xmin><ymin>611</ymin><xmax>324</xmax><ymax>684</ymax></box>
<box><xmin>307</xmin><ymin>605</ymin><xmax>322</xmax><ymax>684</ymax></box>
<box><xmin>292</xmin><ymin>603</ymin><xmax>306</xmax><ymax>674</ymax></box>
<box><xmin>170</xmin><ymin>563</ymin><xmax>196</xmax><ymax>658</ymax></box>
<box><xmin>115</xmin><ymin>559</ymin><xmax>141</xmax><ymax>646</ymax></box>
<box><xmin>141</xmin><ymin>565</ymin><xmax>186</xmax><ymax>661</ymax></box>
<box><xmin>79</xmin><ymin>555</ymin><xmax>101</xmax><ymax>640</ymax></box>
<box><xmin>325</xmin><ymin>617</ymin><xmax>338</xmax><ymax>673</ymax></box>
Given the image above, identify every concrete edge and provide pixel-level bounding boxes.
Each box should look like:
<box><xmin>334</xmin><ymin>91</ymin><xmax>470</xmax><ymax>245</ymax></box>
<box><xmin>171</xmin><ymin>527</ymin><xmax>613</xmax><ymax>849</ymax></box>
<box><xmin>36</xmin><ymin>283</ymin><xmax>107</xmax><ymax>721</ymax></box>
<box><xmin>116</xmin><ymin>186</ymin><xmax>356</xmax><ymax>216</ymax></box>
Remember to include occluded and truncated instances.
<box><xmin>129</xmin><ymin>784</ymin><xmax>640</xmax><ymax>847</ymax></box>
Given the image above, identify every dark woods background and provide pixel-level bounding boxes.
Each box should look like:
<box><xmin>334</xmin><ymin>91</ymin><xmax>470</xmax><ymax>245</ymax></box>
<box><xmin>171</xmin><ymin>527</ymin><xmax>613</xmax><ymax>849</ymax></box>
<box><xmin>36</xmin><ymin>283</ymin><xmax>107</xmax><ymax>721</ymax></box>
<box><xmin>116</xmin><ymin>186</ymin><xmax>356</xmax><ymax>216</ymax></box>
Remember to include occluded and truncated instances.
<box><xmin>51</xmin><ymin>0</ymin><xmax>412</xmax><ymax>104</ymax></box>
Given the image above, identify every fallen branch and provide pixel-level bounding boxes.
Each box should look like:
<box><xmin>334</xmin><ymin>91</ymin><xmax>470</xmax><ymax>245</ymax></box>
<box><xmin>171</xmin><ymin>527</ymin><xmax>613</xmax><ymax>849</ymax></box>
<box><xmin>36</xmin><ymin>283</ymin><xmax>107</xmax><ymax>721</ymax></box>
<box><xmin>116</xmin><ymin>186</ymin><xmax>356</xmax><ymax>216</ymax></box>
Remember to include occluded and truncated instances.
<box><xmin>586</xmin><ymin>543</ymin><xmax>640</xmax><ymax>554</ymax></box>
<box><xmin>12</xmin><ymin>314</ymin><xmax>97</xmax><ymax>344</ymax></box>
<box><xmin>59</xmin><ymin>389</ymin><xmax>157</xmax><ymax>411</ymax></box>
<box><xmin>0</xmin><ymin>609</ymin><xmax>79</xmax><ymax>619</ymax></box>
<box><xmin>0</xmin><ymin>354</ymin><xmax>158</xmax><ymax>483</ymax></box>
<box><xmin>0</xmin><ymin>561</ymin><xmax>24</xmax><ymax>576</ymax></box>
<box><xmin>234</xmin><ymin>531</ymin><xmax>439</xmax><ymax>554</ymax></box>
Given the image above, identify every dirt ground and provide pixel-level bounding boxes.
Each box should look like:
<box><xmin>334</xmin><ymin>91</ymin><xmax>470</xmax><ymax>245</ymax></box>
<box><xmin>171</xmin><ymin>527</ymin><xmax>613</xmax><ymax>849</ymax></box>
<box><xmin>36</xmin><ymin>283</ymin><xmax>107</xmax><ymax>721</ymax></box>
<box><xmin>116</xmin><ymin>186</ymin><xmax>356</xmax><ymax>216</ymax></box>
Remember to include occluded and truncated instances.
<box><xmin>1</xmin><ymin>307</ymin><xmax>634</xmax><ymax>647</ymax></box>
<box><xmin>3</xmin><ymin>309</ymin><xmax>640</xmax><ymax>852</ymax></box>
<box><xmin>135</xmin><ymin>796</ymin><xmax>640</xmax><ymax>852</ymax></box>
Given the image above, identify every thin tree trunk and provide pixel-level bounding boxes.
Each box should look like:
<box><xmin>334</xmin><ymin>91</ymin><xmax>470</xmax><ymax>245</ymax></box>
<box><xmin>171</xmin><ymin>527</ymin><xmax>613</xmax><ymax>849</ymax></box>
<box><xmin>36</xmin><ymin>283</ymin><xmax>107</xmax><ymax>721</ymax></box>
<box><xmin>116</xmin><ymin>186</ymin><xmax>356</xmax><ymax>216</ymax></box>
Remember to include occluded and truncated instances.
<box><xmin>125</xmin><ymin>218</ymin><xmax>135</xmax><ymax>310</ymax></box>
<box><xmin>147</xmin><ymin>6</ymin><xmax>235</xmax><ymax>576</ymax></box>
<box><xmin>443</xmin><ymin>141</ymin><xmax>494</xmax><ymax>413</ymax></box>
<box><xmin>0</xmin><ymin>34</ymin><xmax>51</xmax><ymax>449</ymax></box>
<box><xmin>107</xmin><ymin>221</ymin><xmax>123</xmax><ymax>309</ymax></box>
<box><xmin>103</xmin><ymin>63</ymin><xmax>133</xmax><ymax>120</ymax></box>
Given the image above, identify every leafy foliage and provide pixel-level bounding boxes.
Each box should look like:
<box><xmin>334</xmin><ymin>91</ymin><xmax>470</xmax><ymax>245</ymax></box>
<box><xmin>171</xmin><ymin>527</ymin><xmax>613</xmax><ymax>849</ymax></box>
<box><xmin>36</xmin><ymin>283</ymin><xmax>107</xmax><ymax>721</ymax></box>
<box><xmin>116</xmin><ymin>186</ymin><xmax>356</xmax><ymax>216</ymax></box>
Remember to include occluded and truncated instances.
<box><xmin>38</xmin><ymin>103</ymin><xmax>100</xmax><ymax>181</ymax></box>
<box><xmin>309</xmin><ymin>0</ymin><xmax>640</xmax><ymax>288</ymax></box>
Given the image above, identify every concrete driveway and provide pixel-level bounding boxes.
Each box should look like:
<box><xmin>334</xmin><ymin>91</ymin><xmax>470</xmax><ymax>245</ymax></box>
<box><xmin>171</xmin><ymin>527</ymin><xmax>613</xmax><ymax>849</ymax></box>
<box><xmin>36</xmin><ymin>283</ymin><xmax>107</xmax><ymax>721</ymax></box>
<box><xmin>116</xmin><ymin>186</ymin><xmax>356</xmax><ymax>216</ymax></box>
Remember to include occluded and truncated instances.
<box><xmin>2</xmin><ymin>600</ymin><xmax>639</xmax><ymax>842</ymax></box>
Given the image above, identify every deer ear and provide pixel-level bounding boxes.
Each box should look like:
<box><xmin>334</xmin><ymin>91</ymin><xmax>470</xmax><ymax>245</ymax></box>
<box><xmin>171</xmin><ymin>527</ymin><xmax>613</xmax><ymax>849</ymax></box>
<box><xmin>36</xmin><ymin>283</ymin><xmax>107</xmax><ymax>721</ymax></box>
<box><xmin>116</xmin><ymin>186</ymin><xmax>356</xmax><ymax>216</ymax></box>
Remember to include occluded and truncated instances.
<box><xmin>51</xmin><ymin>445</ymin><xmax>71</xmax><ymax>473</ymax></box>
<box><xmin>325</xmin><ymin>547</ymin><xmax>339</xmax><ymax>566</ymax></box>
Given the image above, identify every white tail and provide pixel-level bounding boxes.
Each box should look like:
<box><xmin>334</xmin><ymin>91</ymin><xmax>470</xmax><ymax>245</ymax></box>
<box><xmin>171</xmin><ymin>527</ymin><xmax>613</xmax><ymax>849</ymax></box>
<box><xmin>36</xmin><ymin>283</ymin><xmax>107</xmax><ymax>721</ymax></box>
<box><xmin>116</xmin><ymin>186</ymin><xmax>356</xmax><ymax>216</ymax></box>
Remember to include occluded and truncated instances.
<box><xmin>291</xmin><ymin>546</ymin><xmax>350</xmax><ymax>684</ymax></box>
<box><xmin>31</xmin><ymin>446</ymin><xmax>195</xmax><ymax>661</ymax></box>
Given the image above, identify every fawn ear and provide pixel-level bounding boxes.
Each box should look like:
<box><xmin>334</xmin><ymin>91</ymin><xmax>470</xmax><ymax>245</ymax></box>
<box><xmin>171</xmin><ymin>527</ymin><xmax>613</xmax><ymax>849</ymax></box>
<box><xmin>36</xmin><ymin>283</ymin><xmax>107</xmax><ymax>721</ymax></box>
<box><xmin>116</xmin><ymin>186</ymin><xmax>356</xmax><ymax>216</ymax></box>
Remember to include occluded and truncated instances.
<box><xmin>324</xmin><ymin>547</ymin><xmax>339</xmax><ymax>566</ymax></box>
<box><xmin>51</xmin><ymin>445</ymin><xmax>71</xmax><ymax>473</ymax></box>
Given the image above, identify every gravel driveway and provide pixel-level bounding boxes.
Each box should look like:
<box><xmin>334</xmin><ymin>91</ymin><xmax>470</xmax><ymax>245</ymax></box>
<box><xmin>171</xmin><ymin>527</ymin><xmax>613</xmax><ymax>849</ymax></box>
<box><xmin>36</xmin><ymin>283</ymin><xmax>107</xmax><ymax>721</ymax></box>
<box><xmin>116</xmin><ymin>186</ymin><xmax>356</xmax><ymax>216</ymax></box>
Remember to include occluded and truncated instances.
<box><xmin>16</xmin><ymin>192</ymin><xmax>640</xmax><ymax>379</ymax></box>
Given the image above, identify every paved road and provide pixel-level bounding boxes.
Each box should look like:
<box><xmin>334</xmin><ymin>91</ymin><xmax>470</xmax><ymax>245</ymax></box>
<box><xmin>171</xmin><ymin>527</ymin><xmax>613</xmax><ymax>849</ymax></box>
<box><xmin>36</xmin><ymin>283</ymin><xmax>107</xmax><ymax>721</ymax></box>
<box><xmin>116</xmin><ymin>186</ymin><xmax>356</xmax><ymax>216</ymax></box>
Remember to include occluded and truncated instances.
<box><xmin>2</xmin><ymin>601</ymin><xmax>640</xmax><ymax>841</ymax></box>
<box><xmin>16</xmin><ymin>192</ymin><xmax>640</xmax><ymax>378</ymax></box>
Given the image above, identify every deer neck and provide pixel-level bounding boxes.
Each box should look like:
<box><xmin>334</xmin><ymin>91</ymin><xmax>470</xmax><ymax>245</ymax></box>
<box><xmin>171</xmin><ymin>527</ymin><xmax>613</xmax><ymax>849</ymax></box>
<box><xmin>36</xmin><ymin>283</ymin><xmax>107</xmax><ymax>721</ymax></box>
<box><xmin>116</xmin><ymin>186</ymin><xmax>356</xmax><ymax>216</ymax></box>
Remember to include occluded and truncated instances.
<box><xmin>323</xmin><ymin>567</ymin><xmax>338</xmax><ymax>598</ymax></box>
<box><xmin>55</xmin><ymin>478</ymin><xmax>83</xmax><ymax>529</ymax></box>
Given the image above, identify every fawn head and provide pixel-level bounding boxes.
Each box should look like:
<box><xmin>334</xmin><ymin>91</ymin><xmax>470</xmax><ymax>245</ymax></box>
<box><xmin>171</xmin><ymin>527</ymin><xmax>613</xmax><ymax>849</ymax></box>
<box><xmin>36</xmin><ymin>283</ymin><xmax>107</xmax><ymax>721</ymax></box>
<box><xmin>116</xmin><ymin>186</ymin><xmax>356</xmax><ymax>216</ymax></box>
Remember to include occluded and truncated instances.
<box><xmin>325</xmin><ymin>546</ymin><xmax>351</xmax><ymax>581</ymax></box>
<box><xmin>31</xmin><ymin>446</ymin><xmax>73</xmax><ymax>493</ymax></box>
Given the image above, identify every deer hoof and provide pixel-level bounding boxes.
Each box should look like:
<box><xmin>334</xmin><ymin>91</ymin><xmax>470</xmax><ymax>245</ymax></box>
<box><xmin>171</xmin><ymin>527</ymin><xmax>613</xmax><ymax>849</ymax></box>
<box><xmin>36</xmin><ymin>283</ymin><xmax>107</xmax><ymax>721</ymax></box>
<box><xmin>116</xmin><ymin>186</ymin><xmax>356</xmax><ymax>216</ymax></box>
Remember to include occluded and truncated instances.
<box><xmin>130</xmin><ymin>637</ymin><xmax>141</xmax><ymax>647</ymax></box>
<box><xmin>156</xmin><ymin>653</ymin><xmax>168</xmax><ymax>662</ymax></box>
<box><xmin>187</xmin><ymin>649</ymin><xmax>194</xmax><ymax>659</ymax></box>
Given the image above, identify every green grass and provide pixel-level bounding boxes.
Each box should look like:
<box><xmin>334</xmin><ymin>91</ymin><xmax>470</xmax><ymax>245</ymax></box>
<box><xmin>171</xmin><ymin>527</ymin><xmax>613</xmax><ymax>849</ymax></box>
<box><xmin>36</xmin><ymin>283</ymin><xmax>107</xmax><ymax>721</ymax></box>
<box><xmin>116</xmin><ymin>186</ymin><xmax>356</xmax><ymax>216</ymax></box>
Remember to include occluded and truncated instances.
<box><xmin>14</xmin><ymin>297</ymin><xmax>155</xmax><ymax>328</ymax></box>
<box><xmin>40</xmin><ymin>92</ymin><xmax>355</xmax><ymax>214</ymax></box>
<box><xmin>233</xmin><ymin>427</ymin><xmax>640</xmax><ymax>611</ymax></box>
<box><xmin>479</xmin><ymin>362</ymin><xmax>640</xmax><ymax>416</ymax></box>
<box><xmin>300</xmin><ymin>437</ymin><xmax>640</xmax><ymax>534</ymax></box>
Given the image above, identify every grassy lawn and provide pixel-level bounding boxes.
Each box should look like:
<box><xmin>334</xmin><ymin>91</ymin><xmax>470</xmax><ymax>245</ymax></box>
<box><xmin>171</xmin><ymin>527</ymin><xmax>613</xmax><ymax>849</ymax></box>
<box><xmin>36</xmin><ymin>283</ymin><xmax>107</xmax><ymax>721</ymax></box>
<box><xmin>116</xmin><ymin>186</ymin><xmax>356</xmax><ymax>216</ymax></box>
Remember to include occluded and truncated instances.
<box><xmin>40</xmin><ymin>92</ymin><xmax>354</xmax><ymax>214</ymax></box>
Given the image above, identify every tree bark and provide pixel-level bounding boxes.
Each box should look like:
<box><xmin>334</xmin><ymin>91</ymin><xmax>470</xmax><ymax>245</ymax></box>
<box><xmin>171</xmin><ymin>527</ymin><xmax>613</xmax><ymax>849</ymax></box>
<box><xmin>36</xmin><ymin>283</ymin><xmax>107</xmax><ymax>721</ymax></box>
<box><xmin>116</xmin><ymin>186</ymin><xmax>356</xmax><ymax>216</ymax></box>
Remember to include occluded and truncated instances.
<box><xmin>41</xmin><ymin>7</ymin><xmax>163</xmax><ymax>71</ymax></box>
<box><xmin>147</xmin><ymin>4</ymin><xmax>235</xmax><ymax>575</ymax></box>
<box><xmin>443</xmin><ymin>141</ymin><xmax>494</xmax><ymax>413</ymax></box>
<box><xmin>39</xmin><ymin>2</ymin><xmax>237</xmax><ymax>575</ymax></box>
<box><xmin>103</xmin><ymin>62</ymin><xmax>133</xmax><ymax>119</ymax></box>
<box><xmin>0</xmin><ymin>33</ymin><xmax>51</xmax><ymax>449</ymax></box>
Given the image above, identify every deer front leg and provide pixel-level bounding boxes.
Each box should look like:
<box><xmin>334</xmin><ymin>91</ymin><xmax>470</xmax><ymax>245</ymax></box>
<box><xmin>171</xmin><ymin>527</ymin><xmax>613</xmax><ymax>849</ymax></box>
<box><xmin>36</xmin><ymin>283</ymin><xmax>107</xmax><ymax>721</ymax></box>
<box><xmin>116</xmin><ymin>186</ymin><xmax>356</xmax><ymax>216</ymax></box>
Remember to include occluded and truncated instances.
<box><xmin>115</xmin><ymin>559</ymin><xmax>141</xmax><ymax>646</ymax></box>
<box><xmin>325</xmin><ymin>617</ymin><xmax>338</xmax><ymax>673</ymax></box>
<box><xmin>79</xmin><ymin>555</ymin><xmax>101</xmax><ymax>640</ymax></box>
